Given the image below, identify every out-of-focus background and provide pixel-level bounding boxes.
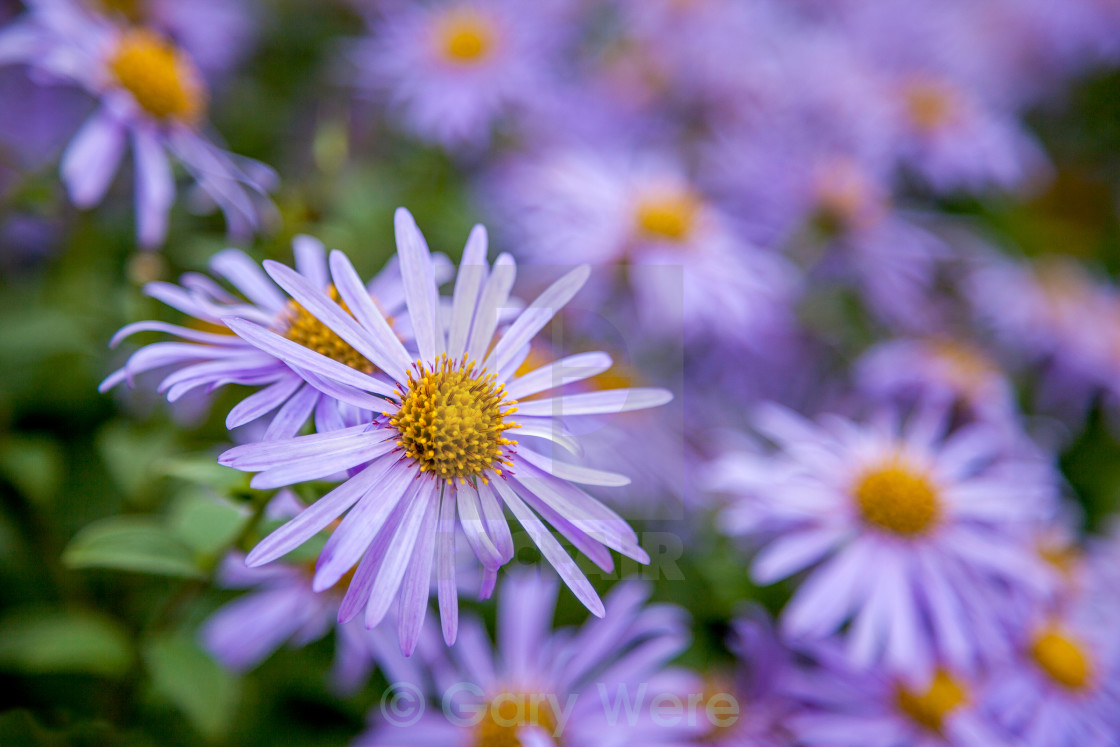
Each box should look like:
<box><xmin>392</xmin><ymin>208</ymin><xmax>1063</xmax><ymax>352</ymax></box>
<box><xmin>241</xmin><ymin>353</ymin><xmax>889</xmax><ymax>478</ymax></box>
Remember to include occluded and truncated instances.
<box><xmin>2</xmin><ymin>0</ymin><xmax>1120</xmax><ymax>744</ymax></box>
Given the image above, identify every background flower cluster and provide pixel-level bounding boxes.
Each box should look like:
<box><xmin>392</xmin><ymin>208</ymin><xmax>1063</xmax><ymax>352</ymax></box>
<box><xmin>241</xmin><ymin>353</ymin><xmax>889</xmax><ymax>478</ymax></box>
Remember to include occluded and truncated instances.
<box><xmin>3</xmin><ymin>0</ymin><xmax>1120</xmax><ymax>745</ymax></box>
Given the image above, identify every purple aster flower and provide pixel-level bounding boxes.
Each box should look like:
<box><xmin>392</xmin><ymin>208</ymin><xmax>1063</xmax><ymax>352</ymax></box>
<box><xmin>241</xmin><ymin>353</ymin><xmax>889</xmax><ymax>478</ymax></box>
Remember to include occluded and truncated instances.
<box><xmin>102</xmin><ymin>235</ymin><xmax>446</xmax><ymax>439</ymax></box>
<box><xmin>854</xmin><ymin>337</ymin><xmax>1019</xmax><ymax>428</ymax></box>
<box><xmin>967</xmin><ymin>254</ymin><xmax>1118</xmax><ymax>427</ymax></box>
<box><xmin>787</xmin><ymin>641</ymin><xmax>1012</xmax><ymax>747</ymax></box>
<box><xmin>349</xmin><ymin>0</ymin><xmax>558</xmax><ymax>148</ymax></box>
<box><xmin>713</xmin><ymin>403</ymin><xmax>1058</xmax><ymax>679</ymax></box>
<box><xmin>0</xmin><ymin>0</ymin><xmax>275</xmax><ymax>247</ymax></box>
<box><xmin>981</xmin><ymin>574</ymin><xmax>1120</xmax><ymax>746</ymax></box>
<box><xmin>92</xmin><ymin>0</ymin><xmax>260</xmax><ymax>78</ymax></box>
<box><xmin>702</xmin><ymin>608</ymin><xmax>800</xmax><ymax>747</ymax></box>
<box><xmin>217</xmin><ymin>208</ymin><xmax>670</xmax><ymax>653</ymax></box>
<box><xmin>359</xmin><ymin>571</ymin><xmax>705</xmax><ymax>746</ymax></box>
<box><xmin>492</xmin><ymin>147</ymin><xmax>801</xmax><ymax>341</ymax></box>
<box><xmin>201</xmin><ymin>491</ymin><xmax>439</xmax><ymax>695</ymax></box>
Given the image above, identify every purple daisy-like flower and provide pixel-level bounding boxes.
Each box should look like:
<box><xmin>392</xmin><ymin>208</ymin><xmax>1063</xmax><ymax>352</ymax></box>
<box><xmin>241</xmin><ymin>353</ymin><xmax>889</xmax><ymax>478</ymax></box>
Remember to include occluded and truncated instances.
<box><xmin>217</xmin><ymin>208</ymin><xmax>670</xmax><ymax>653</ymax></box>
<box><xmin>0</xmin><ymin>0</ymin><xmax>275</xmax><ymax>247</ymax></box>
<box><xmin>493</xmin><ymin>147</ymin><xmax>801</xmax><ymax>341</ymax></box>
<box><xmin>854</xmin><ymin>337</ymin><xmax>1019</xmax><ymax>428</ymax></box>
<box><xmin>350</xmin><ymin>0</ymin><xmax>557</xmax><ymax>147</ymax></box>
<box><xmin>714</xmin><ymin>403</ymin><xmax>1058</xmax><ymax>679</ymax></box>
<box><xmin>101</xmin><ymin>235</ymin><xmax>447</xmax><ymax>439</ymax></box>
<box><xmin>359</xmin><ymin>571</ymin><xmax>704</xmax><ymax>746</ymax></box>
<box><xmin>201</xmin><ymin>491</ymin><xmax>438</xmax><ymax>695</ymax></box>
<box><xmin>787</xmin><ymin>641</ymin><xmax>1012</xmax><ymax>747</ymax></box>
<box><xmin>981</xmin><ymin>575</ymin><xmax>1120</xmax><ymax>746</ymax></box>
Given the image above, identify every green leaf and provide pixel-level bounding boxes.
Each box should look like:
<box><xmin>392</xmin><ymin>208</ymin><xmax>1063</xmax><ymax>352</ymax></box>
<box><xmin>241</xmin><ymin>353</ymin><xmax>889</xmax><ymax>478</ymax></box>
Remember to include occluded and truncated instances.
<box><xmin>95</xmin><ymin>421</ymin><xmax>178</xmax><ymax>500</ymax></box>
<box><xmin>143</xmin><ymin>634</ymin><xmax>239</xmax><ymax>740</ymax></box>
<box><xmin>0</xmin><ymin>609</ymin><xmax>132</xmax><ymax>677</ymax></box>
<box><xmin>154</xmin><ymin>454</ymin><xmax>245</xmax><ymax>493</ymax></box>
<box><xmin>167</xmin><ymin>490</ymin><xmax>246</xmax><ymax>556</ymax></box>
<box><xmin>63</xmin><ymin>516</ymin><xmax>204</xmax><ymax>579</ymax></box>
<box><xmin>0</xmin><ymin>435</ymin><xmax>65</xmax><ymax>506</ymax></box>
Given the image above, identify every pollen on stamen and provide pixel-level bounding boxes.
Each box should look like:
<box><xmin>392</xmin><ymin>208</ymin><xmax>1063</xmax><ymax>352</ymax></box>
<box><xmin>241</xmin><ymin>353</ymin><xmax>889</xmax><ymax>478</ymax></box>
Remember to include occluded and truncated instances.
<box><xmin>282</xmin><ymin>286</ymin><xmax>378</xmax><ymax>374</ymax></box>
<box><xmin>391</xmin><ymin>353</ymin><xmax>519</xmax><ymax>483</ymax></box>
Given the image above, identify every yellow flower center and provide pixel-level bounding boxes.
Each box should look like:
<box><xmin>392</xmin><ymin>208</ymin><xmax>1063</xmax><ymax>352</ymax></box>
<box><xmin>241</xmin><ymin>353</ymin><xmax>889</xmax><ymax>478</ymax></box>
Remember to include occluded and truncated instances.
<box><xmin>473</xmin><ymin>693</ymin><xmax>558</xmax><ymax>747</ymax></box>
<box><xmin>283</xmin><ymin>286</ymin><xmax>378</xmax><ymax>375</ymax></box>
<box><xmin>391</xmin><ymin>354</ymin><xmax>518</xmax><ymax>483</ymax></box>
<box><xmin>853</xmin><ymin>459</ymin><xmax>941</xmax><ymax>536</ymax></box>
<box><xmin>635</xmin><ymin>188</ymin><xmax>701</xmax><ymax>243</ymax></box>
<box><xmin>1031</xmin><ymin>628</ymin><xmax>1092</xmax><ymax>691</ymax></box>
<box><xmin>896</xmin><ymin>670</ymin><xmax>969</xmax><ymax>734</ymax></box>
<box><xmin>436</xmin><ymin>10</ymin><xmax>496</xmax><ymax>64</ymax></box>
<box><xmin>903</xmin><ymin>78</ymin><xmax>957</xmax><ymax>133</ymax></box>
<box><xmin>108</xmin><ymin>29</ymin><xmax>205</xmax><ymax>122</ymax></box>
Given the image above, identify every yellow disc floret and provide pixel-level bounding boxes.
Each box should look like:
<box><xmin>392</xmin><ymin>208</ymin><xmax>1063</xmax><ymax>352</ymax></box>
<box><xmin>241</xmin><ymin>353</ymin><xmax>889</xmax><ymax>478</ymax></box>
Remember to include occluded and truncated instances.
<box><xmin>391</xmin><ymin>354</ymin><xmax>519</xmax><ymax>482</ymax></box>
<box><xmin>853</xmin><ymin>458</ymin><xmax>941</xmax><ymax>536</ymax></box>
<box><xmin>634</xmin><ymin>187</ymin><xmax>701</xmax><ymax>243</ymax></box>
<box><xmin>283</xmin><ymin>286</ymin><xmax>377</xmax><ymax>374</ymax></box>
<box><xmin>1031</xmin><ymin>627</ymin><xmax>1092</xmax><ymax>691</ymax></box>
<box><xmin>473</xmin><ymin>693</ymin><xmax>558</xmax><ymax>747</ymax></box>
<box><xmin>108</xmin><ymin>29</ymin><xmax>205</xmax><ymax>122</ymax></box>
<box><xmin>902</xmin><ymin>77</ymin><xmax>957</xmax><ymax>134</ymax></box>
<box><xmin>436</xmin><ymin>9</ymin><xmax>496</xmax><ymax>64</ymax></box>
<box><xmin>896</xmin><ymin>670</ymin><xmax>969</xmax><ymax>734</ymax></box>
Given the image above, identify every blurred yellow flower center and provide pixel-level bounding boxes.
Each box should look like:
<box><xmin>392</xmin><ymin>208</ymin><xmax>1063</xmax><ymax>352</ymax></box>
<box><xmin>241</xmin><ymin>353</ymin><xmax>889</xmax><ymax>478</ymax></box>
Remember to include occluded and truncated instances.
<box><xmin>284</xmin><ymin>286</ymin><xmax>377</xmax><ymax>374</ymax></box>
<box><xmin>635</xmin><ymin>189</ymin><xmax>701</xmax><ymax>243</ymax></box>
<box><xmin>473</xmin><ymin>693</ymin><xmax>558</xmax><ymax>747</ymax></box>
<box><xmin>109</xmin><ymin>29</ymin><xmax>205</xmax><ymax>122</ymax></box>
<box><xmin>930</xmin><ymin>340</ymin><xmax>997</xmax><ymax>397</ymax></box>
<box><xmin>1031</xmin><ymin>628</ymin><xmax>1092</xmax><ymax>691</ymax></box>
<box><xmin>813</xmin><ymin>158</ymin><xmax>883</xmax><ymax>234</ymax></box>
<box><xmin>392</xmin><ymin>354</ymin><xmax>518</xmax><ymax>483</ymax></box>
<box><xmin>99</xmin><ymin>0</ymin><xmax>145</xmax><ymax>20</ymax></box>
<box><xmin>896</xmin><ymin>670</ymin><xmax>969</xmax><ymax>734</ymax></box>
<box><xmin>437</xmin><ymin>11</ymin><xmax>496</xmax><ymax>63</ymax></box>
<box><xmin>853</xmin><ymin>460</ymin><xmax>941</xmax><ymax>536</ymax></box>
<box><xmin>903</xmin><ymin>78</ymin><xmax>957</xmax><ymax>133</ymax></box>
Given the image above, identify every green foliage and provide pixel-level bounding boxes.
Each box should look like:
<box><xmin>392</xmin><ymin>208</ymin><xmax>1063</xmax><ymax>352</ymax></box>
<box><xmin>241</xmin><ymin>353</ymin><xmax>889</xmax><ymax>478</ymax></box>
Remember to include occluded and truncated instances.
<box><xmin>63</xmin><ymin>516</ymin><xmax>205</xmax><ymax>579</ymax></box>
<box><xmin>0</xmin><ymin>609</ymin><xmax>133</xmax><ymax>677</ymax></box>
<box><xmin>142</xmin><ymin>635</ymin><xmax>241</xmax><ymax>741</ymax></box>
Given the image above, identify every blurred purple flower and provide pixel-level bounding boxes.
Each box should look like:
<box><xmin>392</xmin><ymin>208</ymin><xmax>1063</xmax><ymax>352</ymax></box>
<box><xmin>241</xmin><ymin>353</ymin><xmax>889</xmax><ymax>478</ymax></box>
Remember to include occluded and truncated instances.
<box><xmin>359</xmin><ymin>571</ymin><xmax>704</xmax><ymax>747</ymax></box>
<box><xmin>981</xmin><ymin>573</ymin><xmax>1120</xmax><ymax>746</ymax></box>
<box><xmin>349</xmin><ymin>0</ymin><xmax>560</xmax><ymax>147</ymax></box>
<box><xmin>787</xmin><ymin>642</ymin><xmax>1010</xmax><ymax>747</ymax></box>
<box><xmin>713</xmin><ymin>403</ymin><xmax>1059</xmax><ymax>679</ymax></box>
<box><xmin>0</xmin><ymin>0</ymin><xmax>275</xmax><ymax>247</ymax></box>
<box><xmin>492</xmin><ymin>147</ymin><xmax>801</xmax><ymax>342</ymax></box>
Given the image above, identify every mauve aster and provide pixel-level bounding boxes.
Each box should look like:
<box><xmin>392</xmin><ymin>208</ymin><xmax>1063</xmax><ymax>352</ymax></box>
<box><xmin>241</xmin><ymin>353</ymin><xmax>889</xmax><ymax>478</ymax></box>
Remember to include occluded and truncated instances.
<box><xmin>218</xmin><ymin>208</ymin><xmax>670</xmax><ymax>653</ymax></box>
<box><xmin>787</xmin><ymin>641</ymin><xmax>1011</xmax><ymax>747</ymax></box>
<box><xmin>201</xmin><ymin>491</ymin><xmax>442</xmax><ymax>695</ymax></box>
<box><xmin>359</xmin><ymin>571</ymin><xmax>705</xmax><ymax>747</ymax></box>
<box><xmin>492</xmin><ymin>147</ymin><xmax>801</xmax><ymax>342</ymax></box>
<box><xmin>712</xmin><ymin>403</ymin><xmax>1058</xmax><ymax>679</ymax></box>
<box><xmin>349</xmin><ymin>0</ymin><xmax>559</xmax><ymax>148</ymax></box>
<box><xmin>981</xmin><ymin>574</ymin><xmax>1120</xmax><ymax>746</ymax></box>
<box><xmin>102</xmin><ymin>235</ymin><xmax>446</xmax><ymax>439</ymax></box>
<box><xmin>0</xmin><ymin>0</ymin><xmax>275</xmax><ymax>247</ymax></box>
